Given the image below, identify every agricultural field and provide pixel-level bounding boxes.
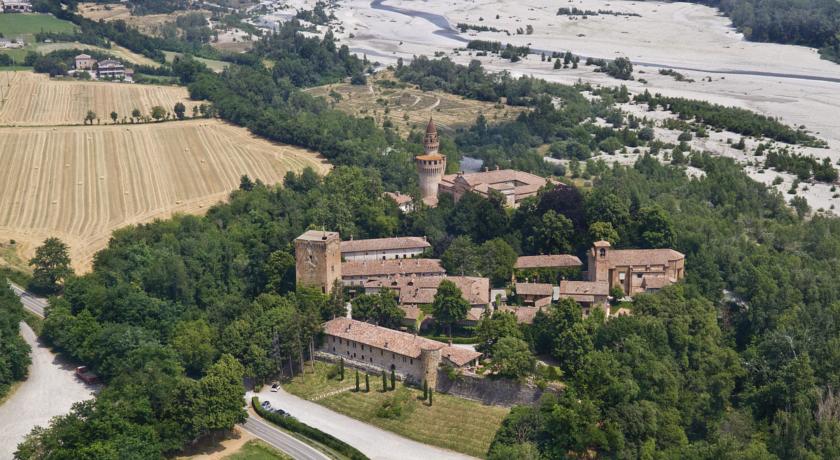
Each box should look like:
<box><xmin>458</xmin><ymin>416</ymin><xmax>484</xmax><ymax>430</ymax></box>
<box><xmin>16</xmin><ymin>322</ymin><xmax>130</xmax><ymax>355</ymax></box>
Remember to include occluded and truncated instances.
<box><xmin>34</xmin><ymin>42</ymin><xmax>161</xmax><ymax>68</ymax></box>
<box><xmin>0</xmin><ymin>13</ymin><xmax>76</xmax><ymax>38</ymax></box>
<box><xmin>163</xmin><ymin>51</ymin><xmax>229</xmax><ymax>73</ymax></box>
<box><xmin>0</xmin><ymin>71</ymin><xmax>198</xmax><ymax>125</ymax></box>
<box><xmin>306</xmin><ymin>72</ymin><xmax>525</xmax><ymax>137</ymax></box>
<box><xmin>77</xmin><ymin>3</ymin><xmax>209</xmax><ymax>38</ymax></box>
<box><xmin>0</xmin><ymin>119</ymin><xmax>330</xmax><ymax>272</ymax></box>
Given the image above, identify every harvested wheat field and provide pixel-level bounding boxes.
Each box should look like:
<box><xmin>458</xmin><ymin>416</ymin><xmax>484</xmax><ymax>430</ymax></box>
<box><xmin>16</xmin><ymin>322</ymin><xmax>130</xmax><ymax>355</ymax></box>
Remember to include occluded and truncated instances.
<box><xmin>306</xmin><ymin>72</ymin><xmax>525</xmax><ymax>137</ymax></box>
<box><xmin>0</xmin><ymin>72</ymin><xmax>200</xmax><ymax>126</ymax></box>
<box><xmin>0</xmin><ymin>119</ymin><xmax>331</xmax><ymax>272</ymax></box>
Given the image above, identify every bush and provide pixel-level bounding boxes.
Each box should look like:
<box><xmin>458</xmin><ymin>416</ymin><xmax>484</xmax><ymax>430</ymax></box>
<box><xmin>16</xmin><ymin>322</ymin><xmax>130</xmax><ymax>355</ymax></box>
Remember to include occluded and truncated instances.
<box><xmin>376</xmin><ymin>388</ymin><xmax>416</xmax><ymax>420</ymax></box>
<box><xmin>252</xmin><ymin>397</ymin><xmax>369</xmax><ymax>460</ymax></box>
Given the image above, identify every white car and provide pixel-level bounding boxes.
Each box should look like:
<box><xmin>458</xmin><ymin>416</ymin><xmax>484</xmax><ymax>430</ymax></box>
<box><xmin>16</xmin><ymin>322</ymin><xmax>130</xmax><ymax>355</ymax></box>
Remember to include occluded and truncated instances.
<box><xmin>270</xmin><ymin>382</ymin><xmax>280</xmax><ymax>392</ymax></box>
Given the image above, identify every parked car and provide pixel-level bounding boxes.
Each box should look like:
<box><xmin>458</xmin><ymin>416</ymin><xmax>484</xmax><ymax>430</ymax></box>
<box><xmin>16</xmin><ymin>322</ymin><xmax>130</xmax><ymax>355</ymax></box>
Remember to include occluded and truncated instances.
<box><xmin>261</xmin><ymin>401</ymin><xmax>272</xmax><ymax>410</ymax></box>
<box><xmin>75</xmin><ymin>366</ymin><xmax>98</xmax><ymax>384</ymax></box>
<box><xmin>270</xmin><ymin>382</ymin><xmax>279</xmax><ymax>392</ymax></box>
<box><xmin>273</xmin><ymin>408</ymin><xmax>287</xmax><ymax>416</ymax></box>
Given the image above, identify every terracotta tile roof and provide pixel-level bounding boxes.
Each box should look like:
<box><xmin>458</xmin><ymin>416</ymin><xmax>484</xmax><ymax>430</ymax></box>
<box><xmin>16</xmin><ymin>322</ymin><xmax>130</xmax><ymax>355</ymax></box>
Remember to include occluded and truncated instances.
<box><xmin>606</xmin><ymin>248</ymin><xmax>684</xmax><ymax>267</ymax></box>
<box><xmin>499</xmin><ymin>306</ymin><xmax>541</xmax><ymax>324</ymax></box>
<box><xmin>400</xmin><ymin>305</ymin><xmax>424</xmax><ymax>321</ymax></box>
<box><xmin>641</xmin><ymin>275</ymin><xmax>671</xmax><ymax>289</ymax></box>
<box><xmin>384</xmin><ymin>192</ymin><xmax>413</xmax><ymax>206</ymax></box>
<box><xmin>442</xmin><ymin>347</ymin><xmax>482</xmax><ymax>367</ymax></box>
<box><xmin>416</xmin><ymin>154</ymin><xmax>445</xmax><ymax>161</ymax></box>
<box><xmin>323</xmin><ymin>318</ymin><xmax>481</xmax><ymax>366</ymax></box>
<box><xmin>559</xmin><ymin>281</ymin><xmax>609</xmax><ymax>296</ymax></box>
<box><xmin>515</xmin><ymin>282</ymin><xmax>555</xmax><ymax>297</ymax></box>
<box><xmin>342</xmin><ymin>259</ymin><xmax>445</xmax><ymax>278</ymax></box>
<box><xmin>441</xmin><ymin>169</ymin><xmax>547</xmax><ymax>189</ymax></box>
<box><xmin>515</xmin><ymin>254</ymin><xmax>583</xmax><ymax>269</ymax></box>
<box><xmin>466</xmin><ymin>307</ymin><xmax>487</xmax><ymax>322</ymax></box>
<box><xmin>364</xmin><ymin>275</ymin><xmax>490</xmax><ymax>306</ymax></box>
<box><xmin>340</xmin><ymin>236</ymin><xmax>430</xmax><ymax>254</ymax></box>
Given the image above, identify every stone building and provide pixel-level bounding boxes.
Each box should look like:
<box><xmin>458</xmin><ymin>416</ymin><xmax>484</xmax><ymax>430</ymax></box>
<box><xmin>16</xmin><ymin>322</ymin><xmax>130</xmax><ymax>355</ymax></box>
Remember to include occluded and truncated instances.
<box><xmin>74</xmin><ymin>54</ymin><xmax>96</xmax><ymax>71</ymax></box>
<box><xmin>340</xmin><ymin>236</ymin><xmax>430</xmax><ymax>261</ymax></box>
<box><xmin>1</xmin><ymin>0</ymin><xmax>32</xmax><ymax>12</ymax></box>
<box><xmin>341</xmin><ymin>258</ymin><xmax>445</xmax><ymax>287</ymax></box>
<box><xmin>557</xmin><ymin>280</ymin><xmax>610</xmax><ymax>315</ymax></box>
<box><xmin>587</xmin><ymin>241</ymin><xmax>685</xmax><ymax>296</ymax></box>
<box><xmin>97</xmin><ymin>59</ymin><xmax>126</xmax><ymax>80</ymax></box>
<box><xmin>295</xmin><ymin>230</ymin><xmax>342</xmax><ymax>294</ymax></box>
<box><xmin>415</xmin><ymin>118</ymin><xmax>447</xmax><ymax>206</ymax></box>
<box><xmin>320</xmin><ymin>317</ymin><xmax>481</xmax><ymax>386</ymax></box>
<box><xmin>514</xmin><ymin>282</ymin><xmax>556</xmax><ymax>308</ymax></box>
<box><xmin>438</xmin><ymin>168</ymin><xmax>552</xmax><ymax>208</ymax></box>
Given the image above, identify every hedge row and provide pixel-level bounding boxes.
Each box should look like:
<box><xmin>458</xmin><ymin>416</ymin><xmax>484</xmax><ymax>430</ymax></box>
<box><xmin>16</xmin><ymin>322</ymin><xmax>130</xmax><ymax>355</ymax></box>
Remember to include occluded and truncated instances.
<box><xmin>250</xmin><ymin>397</ymin><xmax>369</xmax><ymax>460</ymax></box>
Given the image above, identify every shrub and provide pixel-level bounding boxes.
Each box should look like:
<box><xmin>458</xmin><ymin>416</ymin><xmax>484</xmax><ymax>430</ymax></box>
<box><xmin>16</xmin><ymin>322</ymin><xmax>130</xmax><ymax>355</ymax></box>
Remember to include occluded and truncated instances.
<box><xmin>252</xmin><ymin>397</ymin><xmax>368</xmax><ymax>460</ymax></box>
<box><xmin>376</xmin><ymin>388</ymin><xmax>416</xmax><ymax>420</ymax></box>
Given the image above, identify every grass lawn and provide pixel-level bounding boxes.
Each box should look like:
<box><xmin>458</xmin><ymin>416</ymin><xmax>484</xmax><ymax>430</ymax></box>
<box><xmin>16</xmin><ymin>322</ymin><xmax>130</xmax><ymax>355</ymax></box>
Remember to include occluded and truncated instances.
<box><xmin>0</xmin><ymin>13</ymin><xmax>76</xmax><ymax>36</ymax></box>
<box><xmin>285</xmin><ymin>362</ymin><xmax>509</xmax><ymax>458</ymax></box>
<box><xmin>223</xmin><ymin>440</ymin><xmax>292</xmax><ymax>460</ymax></box>
<box><xmin>163</xmin><ymin>51</ymin><xmax>228</xmax><ymax>73</ymax></box>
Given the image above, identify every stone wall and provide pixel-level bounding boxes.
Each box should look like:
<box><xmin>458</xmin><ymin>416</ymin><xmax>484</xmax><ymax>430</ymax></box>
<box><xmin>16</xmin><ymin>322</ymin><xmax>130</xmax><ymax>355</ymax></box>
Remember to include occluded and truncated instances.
<box><xmin>435</xmin><ymin>368</ymin><xmax>556</xmax><ymax>407</ymax></box>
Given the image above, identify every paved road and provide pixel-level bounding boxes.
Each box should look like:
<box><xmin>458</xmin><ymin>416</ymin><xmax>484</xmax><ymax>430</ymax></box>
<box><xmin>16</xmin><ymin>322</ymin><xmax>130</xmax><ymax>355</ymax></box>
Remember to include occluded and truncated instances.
<box><xmin>252</xmin><ymin>388</ymin><xmax>476</xmax><ymax>460</ymax></box>
<box><xmin>8</xmin><ymin>282</ymin><xmax>47</xmax><ymax>318</ymax></box>
<box><xmin>0</xmin><ymin>323</ymin><xmax>97</xmax><ymax>459</ymax></box>
<box><xmin>242</xmin><ymin>415</ymin><xmax>330</xmax><ymax>460</ymax></box>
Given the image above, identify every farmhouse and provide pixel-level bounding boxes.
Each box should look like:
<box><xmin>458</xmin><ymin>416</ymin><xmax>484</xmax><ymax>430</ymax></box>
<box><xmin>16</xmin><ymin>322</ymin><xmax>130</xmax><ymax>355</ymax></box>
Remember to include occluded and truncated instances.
<box><xmin>320</xmin><ymin>317</ymin><xmax>482</xmax><ymax>386</ymax></box>
<box><xmin>514</xmin><ymin>282</ymin><xmax>556</xmax><ymax>308</ymax></box>
<box><xmin>557</xmin><ymin>280</ymin><xmax>610</xmax><ymax>315</ymax></box>
<box><xmin>74</xmin><ymin>54</ymin><xmax>96</xmax><ymax>71</ymax></box>
<box><xmin>438</xmin><ymin>168</ymin><xmax>552</xmax><ymax>208</ymax></box>
<box><xmin>97</xmin><ymin>59</ymin><xmax>126</xmax><ymax>80</ymax></box>
<box><xmin>587</xmin><ymin>241</ymin><xmax>685</xmax><ymax>296</ymax></box>
<box><xmin>0</xmin><ymin>38</ymin><xmax>24</xmax><ymax>49</ymax></box>
<box><xmin>340</xmin><ymin>236</ymin><xmax>430</xmax><ymax>261</ymax></box>
<box><xmin>1</xmin><ymin>0</ymin><xmax>32</xmax><ymax>12</ymax></box>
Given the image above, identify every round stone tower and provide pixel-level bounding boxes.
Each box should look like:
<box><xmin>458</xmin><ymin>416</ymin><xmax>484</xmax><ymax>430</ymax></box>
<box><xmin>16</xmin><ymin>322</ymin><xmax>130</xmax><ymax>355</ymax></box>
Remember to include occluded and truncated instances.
<box><xmin>415</xmin><ymin>118</ymin><xmax>446</xmax><ymax>206</ymax></box>
<box><xmin>419</xmin><ymin>344</ymin><xmax>442</xmax><ymax>389</ymax></box>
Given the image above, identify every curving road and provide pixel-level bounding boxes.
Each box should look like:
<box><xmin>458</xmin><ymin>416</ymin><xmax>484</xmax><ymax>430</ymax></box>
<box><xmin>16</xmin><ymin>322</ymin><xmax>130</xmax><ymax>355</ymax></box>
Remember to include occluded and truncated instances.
<box><xmin>368</xmin><ymin>0</ymin><xmax>840</xmax><ymax>84</ymax></box>
<box><xmin>242</xmin><ymin>415</ymin><xmax>330</xmax><ymax>460</ymax></box>
<box><xmin>252</xmin><ymin>387</ymin><xmax>476</xmax><ymax>460</ymax></box>
<box><xmin>8</xmin><ymin>282</ymin><xmax>47</xmax><ymax>318</ymax></box>
<box><xmin>0</xmin><ymin>323</ymin><xmax>97</xmax><ymax>459</ymax></box>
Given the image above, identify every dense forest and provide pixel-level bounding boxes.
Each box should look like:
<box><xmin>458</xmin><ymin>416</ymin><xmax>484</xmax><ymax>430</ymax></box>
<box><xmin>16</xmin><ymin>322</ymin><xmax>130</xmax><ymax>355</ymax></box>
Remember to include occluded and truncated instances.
<box><xmin>687</xmin><ymin>0</ymin><xmax>840</xmax><ymax>63</ymax></box>
<box><xmin>0</xmin><ymin>280</ymin><xmax>31</xmax><ymax>401</ymax></box>
<box><xmin>12</xmin><ymin>2</ymin><xmax>840</xmax><ymax>458</ymax></box>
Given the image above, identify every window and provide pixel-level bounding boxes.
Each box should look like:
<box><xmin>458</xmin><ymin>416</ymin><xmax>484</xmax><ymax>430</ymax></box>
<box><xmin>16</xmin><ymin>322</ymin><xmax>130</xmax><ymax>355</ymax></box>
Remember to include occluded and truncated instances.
<box><xmin>332</xmin><ymin>347</ymin><xmax>335</xmax><ymax>352</ymax></box>
<box><xmin>636</xmin><ymin>273</ymin><xmax>643</xmax><ymax>279</ymax></box>
<box><xmin>619</xmin><ymin>272</ymin><xmax>626</xmax><ymax>282</ymax></box>
<box><xmin>370</xmin><ymin>357</ymin><xmax>373</xmax><ymax>363</ymax></box>
<box><xmin>410</xmin><ymin>359</ymin><xmax>413</xmax><ymax>365</ymax></box>
<box><xmin>362</xmin><ymin>355</ymin><xmax>364</xmax><ymax>360</ymax></box>
<box><xmin>599</xmin><ymin>248</ymin><xmax>606</xmax><ymax>257</ymax></box>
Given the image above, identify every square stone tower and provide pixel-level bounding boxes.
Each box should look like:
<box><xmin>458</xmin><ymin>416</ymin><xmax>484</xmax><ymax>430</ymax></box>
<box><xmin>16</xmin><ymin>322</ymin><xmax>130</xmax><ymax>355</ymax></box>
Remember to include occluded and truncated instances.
<box><xmin>295</xmin><ymin>230</ymin><xmax>341</xmax><ymax>294</ymax></box>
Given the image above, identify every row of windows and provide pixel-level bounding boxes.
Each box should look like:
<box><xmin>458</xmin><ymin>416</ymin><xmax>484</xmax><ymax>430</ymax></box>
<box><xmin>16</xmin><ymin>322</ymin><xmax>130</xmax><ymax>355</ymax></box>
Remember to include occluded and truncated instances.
<box><xmin>330</xmin><ymin>337</ymin><xmax>414</xmax><ymax>364</ymax></box>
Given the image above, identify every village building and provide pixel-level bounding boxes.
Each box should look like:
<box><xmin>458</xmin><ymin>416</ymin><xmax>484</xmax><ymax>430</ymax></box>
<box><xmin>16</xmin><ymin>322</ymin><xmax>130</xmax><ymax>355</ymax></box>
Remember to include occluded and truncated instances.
<box><xmin>587</xmin><ymin>241</ymin><xmax>685</xmax><ymax>296</ymax></box>
<box><xmin>384</xmin><ymin>191</ymin><xmax>414</xmax><ymax>213</ymax></box>
<box><xmin>96</xmin><ymin>59</ymin><xmax>126</xmax><ymax>80</ymax></box>
<box><xmin>1</xmin><ymin>0</ymin><xmax>32</xmax><ymax>12</ymax></box>
<box><xmin>498</xmin><ymin>306</ymin><xmax>542</xmax><ymax>325</ymax></box>
<box><xmin>74</xmin><ymin>54</ymin><xmax>96</xmax><ymax>71</ymax></box>
<box><xmin>514</xmin><ymin>282</ymin><xmax>556</xmax><ymax>308</ymax></box>
<box><xmin>0</xmin><ymin>37</ymin><xmax>24</xmax><ymax>49</ymax></box>
<box><xmin>341</xmin><ymin>258</ymin><xmax>445</xmax><ymax>287</ymax></box>
<box><xmin>557</xmin><ymin>280</ymin><xmax>610</xmax><ymax>315</ymax></box>
<box><xmin>295</xmin><ymin>230</ymin><xmax>342</xmax><ymax>294</ymax></box>
<box><xmin>340</xmin><ymin>236</ymin><xmax>430</xmax><ymax>261</ymax></box>
<box><xmin>438</xmin><ymin>168</ymin><xmax>552</xmax><ymax>208</ymax></box>
<box><xmin>364</xmin><ymin>275</ymin><xmax>490</xmax><ymax>308</ymax></box>
<box><xmin>320</xmin><ymin>317</ymin><xmax>482</xmax><ymax>386</ymax></box>
<box><xmin>513</xmin><ymin>254</ymin><xmax>583</xmax><ymax>283</ymax></box>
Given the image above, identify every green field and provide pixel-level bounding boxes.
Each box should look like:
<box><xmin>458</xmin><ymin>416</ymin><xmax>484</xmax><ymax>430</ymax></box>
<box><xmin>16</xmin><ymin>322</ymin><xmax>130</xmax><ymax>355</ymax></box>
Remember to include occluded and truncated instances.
<box><xmin>163</xmin><ymin>51</ymin><xmax>228</xmax><ymax>73</ymax></box>
<box><xmin>284</xmin><ymin>362</ymin><xmax>508</xmax><ymax>458</ymax></box>
<box><xmin>0</xmin><ymin>13</ymin><xmax>76</xmax><ymax>37</ymax></box>
<box><xmin>223</xmin><ymin>440</ymin><xmax>292</xmax><ymax>460</ymax></box>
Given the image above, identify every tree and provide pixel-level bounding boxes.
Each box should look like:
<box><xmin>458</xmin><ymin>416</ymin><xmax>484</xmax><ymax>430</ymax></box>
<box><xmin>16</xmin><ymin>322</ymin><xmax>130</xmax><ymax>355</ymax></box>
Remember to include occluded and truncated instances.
<box><xmin>192</xmin><ymin>354</ymin><xmax>247</xmax><ymax>438</ymax></box>
<box><xmin>84</xmin><ymin>110</ymin><xmax>96</xmax><ymax>125</ymax></box>
<box><xmin>355</xmin><ymin>369</ymin><xmax>360</xmax><ymax>391</ymax></box>
<box><xmin>528</xmin><ymin>210</ymin><xmax>574</xmax><ymax>254</ymax></box>
<box><xmin>492</xmin><ymin>336</ymin><xmax>535</xmax><ymax>378</ymax></box>
<box><xmin>480</xmin><ymin>238</ymin><xmax>518</xmax><ymax>287</ymax></box>
<box><xmin>264</xmin><ymin>250</ymin><xmax>295</xmax><ymax>294</ymax></box>
<box><xmin>174</xmin><ymin>102</ymin><xmax>186</xmax><ymax>120</ymax></box>
<box><xmin>170</xmin><ymin>319</ymin><xmax>217</xmax><ymax>376</ymax></box>
<box><xmin>110</xmin><ymin>111</ymin><xmax>118</xmax><ymax>124</ymax></box>
<box><xmin>382</xmin><ymin>369</ymin><xmax>387</xmax><ymax>392</ymax></box>
<box><xmin>29</xmin><ymin>237</ymin><xmax>73</xmax><ymax>294</ymax></box>
<box><xmin>588</xmin><ymin>221</ymin><xmax>619</xmax><ymax>245</ymax></box>
<box><xmin>636</xmin><ymin>206</ymin><xmax>675</xmax><ymax>248</ymax></box>
<box><xmin>429</xmin><ymin>388</ymin><xmax>433</xmax><ymax>406</ymax></box>
<box><xmin>351</xmin><ymin>289</ymin><xmax>403</xmax><ymax>329</ymax></box>
<box><xmin>476</xmin><ymin>311</ymin><xmax>522</xmax><ymax>353</ymax></box>
<box><xmin>365</xmin><ymin>373</ymin><xmax>370</xmax><ymax>392</ymax></box>
<box><xmin>131</xmin><ymin>108</ymin><xmax>141</xmax><ymax>122</ymax></box>
<box><xmin>441</xmin><ymin>236</ymin><xmax>481</xmax><ymax>276</ymax></box>
<box><xmin>390</xmin><ymin>368</ymin><xmax>396</xmax><ymax>390</ymax></box>
<box><xmin>423</xmin><ymin>380</ymin><xmax>428</xmax><ymax>400</ymax></box>
<box><xmin>340</xmin><ymin>357</ymin><xmax>345</xmax><ymax>380</ymax></box>
<box><xmin>151</xmin><ymin>106</ymin><xmax>166</xmax><ymax>121</ymax></box>
<box><xmin>432</xmin><ymin>280</ymin><xmax>470</xmax><ymax>337</ymax></box>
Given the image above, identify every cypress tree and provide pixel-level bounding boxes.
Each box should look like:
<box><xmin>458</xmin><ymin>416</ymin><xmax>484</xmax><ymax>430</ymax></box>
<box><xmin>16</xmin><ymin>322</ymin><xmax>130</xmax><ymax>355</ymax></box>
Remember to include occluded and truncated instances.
<box><xmin>429</xmin><ymin>388</ymin><xmax>433</xmax><ymax>406</ymax></box>
<box><xmin>390</xmin><ymin>368</ymin><xmax>396</xmax><ymax>390</ymax></box>
<box><xmin>355</xmin><ymin>369</ymin><xmax>360</xmax><ymax>392</ymax></box>
<box><xmin>382</xmin><ymin>370</ymin><xmax>387</xmax><ymax>392</ymax></box>
<box><xmin>423</xmin><ymin>380</ymin><xmax>428</xmax><ymax>400</ymax></box>
<box><xmin>365</xmin><ymin>373</ymin><xmax>370</xmax><ymax>392</ymax></box>
<box><xmin>340</xmin><ymin>358</ymin><xmax>345</xmax><ymax>380</ymax></box>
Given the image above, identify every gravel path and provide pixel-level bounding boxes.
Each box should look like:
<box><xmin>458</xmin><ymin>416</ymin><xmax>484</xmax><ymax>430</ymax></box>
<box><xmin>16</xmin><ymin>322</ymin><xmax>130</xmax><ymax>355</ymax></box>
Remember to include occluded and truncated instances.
<box><xmin>251</xmin><ymin>387</ymin><xmax>476</xmax><ymax>460</ymax></box>
<box><xmin>0</xmin><ymin>323</ymin><xmax>97</xmax><ymax>458</ymax></box>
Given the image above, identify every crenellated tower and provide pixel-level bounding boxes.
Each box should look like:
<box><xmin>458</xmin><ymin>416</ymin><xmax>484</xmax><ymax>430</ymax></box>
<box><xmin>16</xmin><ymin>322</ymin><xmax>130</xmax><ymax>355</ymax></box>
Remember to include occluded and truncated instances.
<box><xmin>415</xmin><ymin>118</ymin><xmax>446</xmax><ymax>206</ymax></box>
